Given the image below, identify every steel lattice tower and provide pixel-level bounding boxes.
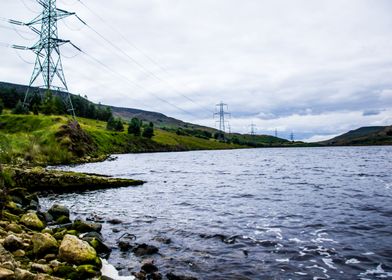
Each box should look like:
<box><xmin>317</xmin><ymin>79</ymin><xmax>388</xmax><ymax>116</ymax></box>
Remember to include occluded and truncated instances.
<box><xmin>250</xmin><ymin>123</ymin><xmax>256</xmax><ymax>136</ymax></box>
<box><xmin>214</xmin><ymin>102</ymin><xmax>230</xmax><ymax>138</ymax></box>
<box><xmin>12</xmin><ymin>0</ymin><xmax>78</xmax><ymax>117</ymax></box>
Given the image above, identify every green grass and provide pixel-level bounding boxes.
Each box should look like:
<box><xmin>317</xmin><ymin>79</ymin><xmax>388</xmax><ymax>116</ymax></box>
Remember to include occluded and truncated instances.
<box><xmin>0</xmin><ymin>113</ymin><xmax>244</xmax><ymax>165</ymax></box>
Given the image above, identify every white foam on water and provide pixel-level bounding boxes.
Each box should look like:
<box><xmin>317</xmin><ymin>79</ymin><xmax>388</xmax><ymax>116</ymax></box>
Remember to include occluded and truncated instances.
<box><xmin>359</xmin><ymin>264</ymin><xmax>392</xmax><ymax>278</ymax></box>
<box><xmin>322</xmin><ymin>258</ymin><xmax>337</xmax><ymax>269</ymax></box>
<box><xmin>276</xmin><ymin>258</ymin><xmax>290</xmax><ymax>262</ymax></box>
<box><xmin>361</xmin><ymin>252</ymin><xmax>375</xmax><ymax>256</ymax></box>
<box><xmin>345</xmin><ymin>258</ymin><xmax>360</xmax><ymax>264</ymax></box>
<box><xmin>100</xmin><ymin>259</ymin><xmax>135</xmax><ymax>280</ymax></box>
<box><xmin>294</xmin><ymin>272</ymin><xmax>307</xmax><ymax>275</ymax></box>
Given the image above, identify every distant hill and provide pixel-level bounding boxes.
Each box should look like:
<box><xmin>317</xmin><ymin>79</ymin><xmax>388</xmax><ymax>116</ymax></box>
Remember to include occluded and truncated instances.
<box><xmin>0</xmin><ymin>81</ymin><xmax>292</xmax><ymax>146</ymax></box>
<box><xmin>321</xmin><ymin>126</ymin><xmax>392</xmax><ymax>146</ymax></box>
<box><xmin>0</xmin><ymin>81</ymin><xmax>213</xmax><ymax>131</ymax></box>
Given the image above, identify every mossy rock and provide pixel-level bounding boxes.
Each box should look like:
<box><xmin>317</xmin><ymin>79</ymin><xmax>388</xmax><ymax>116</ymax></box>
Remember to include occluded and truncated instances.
<box><xmin>5</xmin><ymin>223</ymin><xmax>22</xmax><ymax>234</ymax></box>
<box><xmin>55</xmin><ymin>215</ymin><xmax>71</xmax><ymax>225</ymax></box>
<box><xmin>2</xmin><ymin>211</ymin><xmax>20</xmax><ymax>222</ymax></box>
<box><xmin>20</xmin><ymin>212</ymin><xmax>45</xmax><ymax>230</ymax></box>
<box><xmin>66</xmin><ymin>230</ymin><xmax>78</xmax><ymax>236</ymax></box>
<box><xmin>32</xmin><ymin>233</ymin><xmax>59</xmax><ymax>257</ymax></box>
<box><xmin>72</xmin><ymin>220</ymin><xmax>102</xmax><ymax>233</ymax></box>
<box><xmin>48</xmin><ymin>204</ymin><xmax>70</xmax><ymax>220</ymax></box>
<box><xmin>58</xmin><ymin>234</ymin><xmax>97</xmax><ymax>265</ymax></box>
<box><xmin>76</xmin><ymin>264</ymin><xmax>100</xmax><ymax>279</ymax></box>
<box><xmin>53</xmin><ymin>229</ymin><xmax>67</xmax><ymax>240</ymax></box>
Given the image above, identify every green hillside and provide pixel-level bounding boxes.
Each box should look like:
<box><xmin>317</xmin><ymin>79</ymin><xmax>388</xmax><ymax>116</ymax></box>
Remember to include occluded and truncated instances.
<box><xmin>0</xmin><ymin>113</ymin><xmax>243</xmax><ymax>165</ymax></box>
<box><xmin>321</xmin><ymin>126</ymin><xmax>392</xmax><ymax>146</ymax></box>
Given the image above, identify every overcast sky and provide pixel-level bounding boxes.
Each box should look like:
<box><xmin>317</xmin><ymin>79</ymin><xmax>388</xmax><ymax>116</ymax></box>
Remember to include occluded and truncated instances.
<box><xmin>1</xmin><ymin>0</ymin><xmax>392</xmax><ymax>141</ymax></box>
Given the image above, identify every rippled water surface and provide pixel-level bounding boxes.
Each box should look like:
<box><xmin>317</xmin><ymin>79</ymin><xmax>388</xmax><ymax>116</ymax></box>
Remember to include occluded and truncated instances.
<box><xmin>42</xmin><ymin>147</ymin><xmax>392</xmax><ymax>279</ymax></box>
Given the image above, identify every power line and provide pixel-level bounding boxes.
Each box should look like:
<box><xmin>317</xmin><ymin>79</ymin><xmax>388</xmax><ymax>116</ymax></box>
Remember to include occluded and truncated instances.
<box><xmin>73</xmin><ymin>0</ymin><xmax>214</xmax><ymax>114</ymax></box>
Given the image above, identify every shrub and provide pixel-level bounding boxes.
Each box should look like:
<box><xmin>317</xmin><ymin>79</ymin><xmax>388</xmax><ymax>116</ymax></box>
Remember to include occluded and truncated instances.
<box><xmin>0</xmin><ymin>98</ymin><xmax>3</xmax><ymax>115</ymax></box>
<box><xmin>128</xmin><ymin>117</ymin><xmax>142</xmax><ymax>136</ymax></box>
<box><xmin>142</xmin><ymin>122</ymin><xmax>154</xmax><ymax>139</ymax></box>
<box><xmin>12</xmin><ymin>100</ymin><xmax>29</xmax><ymax>115</ymax></box>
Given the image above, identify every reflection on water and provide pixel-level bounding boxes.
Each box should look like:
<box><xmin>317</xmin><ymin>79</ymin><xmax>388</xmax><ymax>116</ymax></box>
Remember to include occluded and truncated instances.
<box><xmin>42</xmin><ymin>147</ymin><xmax>392</xmax><ymax>279</ymax></box>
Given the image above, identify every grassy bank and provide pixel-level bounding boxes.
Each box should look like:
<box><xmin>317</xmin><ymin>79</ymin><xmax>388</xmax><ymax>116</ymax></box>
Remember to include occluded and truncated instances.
<box><xmin>0</xmin><ymin>113</ymin><xmax>242</xmax><ymax>165</ymax></box>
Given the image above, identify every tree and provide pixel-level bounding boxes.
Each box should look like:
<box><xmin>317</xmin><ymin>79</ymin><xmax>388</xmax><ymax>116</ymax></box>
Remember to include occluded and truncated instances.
<box><xmin>12</xmin><ymin>100</ymin><xmax>29</xmax><ymax>115</ymax></box>
<box><xmin>0</xmin><ymin>98</ymin><xmax>3</xmax><ymax>115</ymax></box>
<box><xmin>115</xmin><ymin>118</ymin><xmax>124</xmax><ymax>132</ymax></box>
<box><xmin>128</xmin><ymin>117</ymin><xmax>142</xmax><ymax>136</ymax></box>
<box><xmin>106</xmin><ymin>117</ymin><xmax>117</xmax><ymax>131</ymax></box>
<box><xmin>40</xmin><ymin>91</ymin><xmax>57</xmax><ymax>115</ymax></box>
<box><xmin>107</xmin><ymin>117</ymin><xmax>124</xmax><ymax>132</ymax></box>
<box><xmin>142</xmin><ymin>122</ymin><xmax>154</xmax><ymax>139</ymax></box>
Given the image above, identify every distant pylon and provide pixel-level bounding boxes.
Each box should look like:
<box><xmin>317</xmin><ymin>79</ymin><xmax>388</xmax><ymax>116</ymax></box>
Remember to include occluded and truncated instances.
<box><xmin>250</xmin><ymin>123</ymin><xmax>256</xmax><ymax>136</ymax></box>
<box><xmin>214</xmin><ymin>102</ymin><xmax>230</xmax><ymax>138</ymax></box>
<box><xmin>275</xmin><ymin>128</ymin><xmax>278</xmax><ymax>138</ymax></box>
<box><xmin>10</xmin><ymin>0</ymin><xmax>80</xmax><ymax>118</ymax></box>
<box><xmin>290</xmin><ymin>131</ymin><xmax>294</xmax><ymax>142</ymax></box>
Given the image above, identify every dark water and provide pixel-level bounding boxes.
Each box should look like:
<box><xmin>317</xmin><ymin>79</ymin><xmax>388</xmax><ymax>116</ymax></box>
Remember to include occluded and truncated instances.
<box><xmin>42</xmin><ymin>147</ymin><xmax>392</xmax><ymax>279</ymax></box>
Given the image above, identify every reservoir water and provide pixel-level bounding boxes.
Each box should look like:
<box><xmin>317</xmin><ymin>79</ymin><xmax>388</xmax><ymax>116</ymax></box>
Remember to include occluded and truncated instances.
<box><xmin>42</xmin><ymin>147</ymin><xmax>392</xmax><ymax>279</ymax></box>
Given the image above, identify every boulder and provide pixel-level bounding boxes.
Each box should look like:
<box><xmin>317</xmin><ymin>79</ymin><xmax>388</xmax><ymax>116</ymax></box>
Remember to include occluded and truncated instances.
<box><xmin>3</xmin><ymin>234</ymin><xmax>24</xmax><ymax>251</ymax></box>
<box><xmin>14</xmin><ymin>268</ymin><xmax>36</xmax><ymax>280</ymax></box>
<box><xmin>58</xmin><ymin>235</ymin><xmax>97</xmax><ymax>265</ymax></box>
<box><xmin>0</xmin><ymin>267</ymin><xmax>14</xmax><ymax>280</ymax></box>
<box><xmin>72</xmin><ymin>220</ymin><xmax>102</xmax><ymax>233</ymax></box>
<box><xmin>32</xmin><ymin>233</ymin><xmax>58</xmax><ymax>257</ymax></box>
<box><xmin>6</xmin><ymin>223</ymin><xmax>23</xmax><ymax>234</ymax></box>
<box><xmin>20</xmin><ymin>212</ymin><xmax>45</xmax><ymax>230</ymax></box>
<box><xmin>31</xmin><ymin>263</ymin><xmax>52</xmax><ymax>274</ymax></box>
<box><xmin>0</xmin><ymin>244</ymin><xmax>16</xmax><ymax>267</ymax></box>
<box><xmin>47</xmin><ymin>205</ymin><xmax>70</xmax><ymax>220</ymax></box>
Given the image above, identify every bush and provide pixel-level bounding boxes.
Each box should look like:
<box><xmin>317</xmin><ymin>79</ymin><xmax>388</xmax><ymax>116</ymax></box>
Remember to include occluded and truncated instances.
<box><xmin>107</xmin><ymin>117</ymin><xmax>124</xmax><ymax>132</ymax></box>
<box><xmin>0</xmin><ymin>98</ymin><xmax>3</xmax><ymax>115</ymax></box>
<box><xmin>12</xmin><ymin>100</ymin><xmax>29</xmax><ymax>115</ymax></box>
<box><xmin>128</xmin><ymin>118</ymin><xmax>142</xmax><ymax>136</ymax></box>
<box><xmin>142</xmin><ymin>122</ymin><xmax>154</xmax><ymax>139</ymax></box>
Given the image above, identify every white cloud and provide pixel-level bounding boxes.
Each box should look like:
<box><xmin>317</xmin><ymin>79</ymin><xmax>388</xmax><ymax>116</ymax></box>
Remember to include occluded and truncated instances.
<box><xmin>1</xmin><ymin>0</ymin><xmax>392</xmax><ymax>138</ymax></box>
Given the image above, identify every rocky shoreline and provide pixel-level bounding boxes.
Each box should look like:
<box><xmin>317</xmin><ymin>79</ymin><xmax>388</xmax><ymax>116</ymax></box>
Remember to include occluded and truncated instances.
<box><xmin>0</xmin><ymin>167</ymin><xmax>199</xmax><ymax>280</ymax></box>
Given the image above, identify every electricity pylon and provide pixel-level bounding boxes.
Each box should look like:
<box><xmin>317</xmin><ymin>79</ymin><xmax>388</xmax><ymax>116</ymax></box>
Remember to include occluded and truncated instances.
<box><xmin>214</xmin><ymin>102</ymin><xmax>230</xmax><ymax>139</ymax></box>
<box><xmin>249</xmin><ymin>123</ymin><xmax>256</xmax><ymax>136</ymax></box>
<box><xmin>290</xmin><ymin>131</ymin><xmax>294</xmax><ymax>142</ymax></box>
<box><xmin>10</xmin><ymin>0</ymin><xmax>81</xmax><ymax>118</ymax></box>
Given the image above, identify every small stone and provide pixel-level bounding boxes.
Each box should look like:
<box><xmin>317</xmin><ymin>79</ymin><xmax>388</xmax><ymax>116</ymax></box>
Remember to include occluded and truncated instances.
<box><xmin>153</xmin><ymin>236</ymin><xmax>172</xmax><ymax>244</ymax></box>
<box><xmin>12</xmin><ymin>249</ymin><xmax>26</xmax><ymax>258</ymax></box>
<box><xmin>0</xmin><ymin>267</ymin><xmax>14</xmax><ymax>280</ymax></box>
<box><xmin>31</xmin><ymin>263</ymin><xmax>52</xmax><ymax>274</ymax></box>
<box><xmin>132</xmin><ymin>244</ymin><xmax>159</xmax><ymax>256</ymax></box>
<box><xmin>58</xmin><ymin>235</ymin><xmax>97</xmax><ymax>265</ymax></box>
<box><xmin>20</xmin><ymin>212</ymin><xmax>45</xmax><ymax>230</ymax></box>
<box><xmin>107</xmin><ymin>219</ymin><xmax>122</xmax><ymax>225</ymax></box>
<box><xmin>4</xmin><ymin>234</ymin><xmax>25</xmax><ymax>251</ymax></box>
<box><xmin>44</xmin><ymin>254</ymin><xmax>56</xmax><ymax>262</ymax></box>
<box><xmin>150</xmin><ymin>272</ymin><xmax>162</xmax><ymax>280</ymax></box>
<box><xmin>1</xmin><ymin>261</ymin><xmax>15</xmax><ymax>271</ymax></box>
<box><xmin>34</xmin><ymin>273</ymin><xmax>63</xmax><ymax>280</ymax></box>
<box><xmin>118</xmin><ymin>241</ymin><xmax>133</xmax><ymax>252</ymax></box>
<box><xmin>141</xmin><ymin>259</ymin><xmax>158</xmax><ymax>273</ymax></box>
<box><xmin>6</xmin><ymin>223</ymin><xmax>23</xmax><ymax>234</ymax></box>
<box><xmin>14</xmin><ymin>268</ymin><xmax>36</xmax><ymax>280</ymax></box>
<box><xmin>32</xmin><ymin>233</ymin><xmax>58</xmax><ymax>257</ymax></box>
